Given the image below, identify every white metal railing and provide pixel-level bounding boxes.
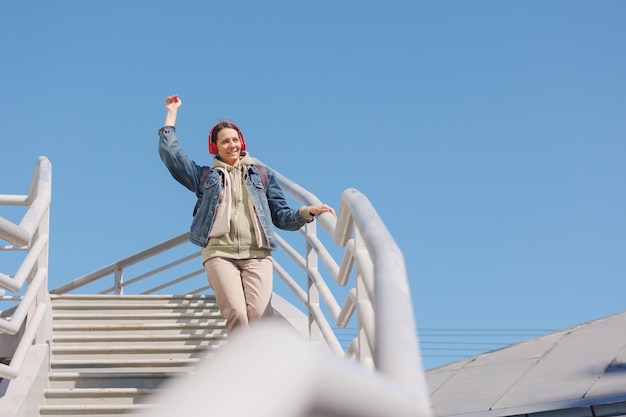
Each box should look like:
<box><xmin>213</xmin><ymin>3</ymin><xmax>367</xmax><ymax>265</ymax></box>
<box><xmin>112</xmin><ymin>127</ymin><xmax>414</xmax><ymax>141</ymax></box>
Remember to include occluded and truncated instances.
<box><xmin>0</xmin><ymin>156</ymin><xmax>52</xmax><ymax>380</ymax></box>
<box><xmin>49</xmin><ymin>159</ymin><xmax>432</xmax><ymax>414</ymax></box>
<box><xmin>137</xmin><ymin>320</ymin><xmax>432</xmax><ymax>417</ymax></box>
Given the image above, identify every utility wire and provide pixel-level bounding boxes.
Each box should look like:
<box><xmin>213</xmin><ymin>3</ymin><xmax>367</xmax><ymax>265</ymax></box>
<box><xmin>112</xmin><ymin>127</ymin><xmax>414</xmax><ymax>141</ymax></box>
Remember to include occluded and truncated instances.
<box><xmin>332</xmin><ymin>327</ymin><xmax>556</xmax><ymax>360</ymax></box>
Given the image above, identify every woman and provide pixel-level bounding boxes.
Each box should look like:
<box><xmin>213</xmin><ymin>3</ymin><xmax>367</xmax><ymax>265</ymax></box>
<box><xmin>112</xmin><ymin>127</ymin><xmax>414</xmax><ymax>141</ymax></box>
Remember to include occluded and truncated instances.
<box><xmin>158</xmin><ymin>94</ymin><xmax>335</xmax><ymax>332</ymax></box>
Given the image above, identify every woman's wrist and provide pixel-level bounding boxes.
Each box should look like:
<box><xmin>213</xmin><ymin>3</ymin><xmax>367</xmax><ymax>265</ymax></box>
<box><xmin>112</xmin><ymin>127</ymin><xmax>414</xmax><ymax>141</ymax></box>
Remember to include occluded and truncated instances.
<box><xmin>164</xmin><ymin>109</ymin><xmax>178</xmax><ymax>126</ymax></box>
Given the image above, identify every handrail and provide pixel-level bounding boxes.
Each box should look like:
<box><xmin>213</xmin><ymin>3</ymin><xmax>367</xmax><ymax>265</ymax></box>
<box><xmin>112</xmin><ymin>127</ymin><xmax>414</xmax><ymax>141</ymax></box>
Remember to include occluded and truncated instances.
<box><xmin>137</xmin><ymin>321</ymin><xmax>432</xmax><ymax>417</ymax></box>
<box><xmin>262</xmin><ymin>159</ymin><xmax>337</xmax><ymax>237</ymax></box>
<box><xmin>0</xmin><ymin>156</ymin><xmax>52</xmax><ymax>381</ymax></box>
<box><xmin>50</xmin><ymin>232</ymin><xmax>190</xmax><ymax>295</ymax></box>
<box><xmin>48</xmin><ymin>158</ymin><xmax>432</xmax><ymax>411</ymax></box>
<box><xmin>337</xmin><ymin>188</ymin><xmax>430</xmax><ymax>400</ymax></box>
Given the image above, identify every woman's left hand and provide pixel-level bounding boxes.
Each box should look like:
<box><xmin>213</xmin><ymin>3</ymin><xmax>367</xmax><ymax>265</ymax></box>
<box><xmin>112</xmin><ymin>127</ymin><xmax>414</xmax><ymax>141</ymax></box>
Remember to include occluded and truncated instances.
<box><xmin>309</xmin><ymin>204</ymin><xmax>336</xmax><ymax>217</ymax></box>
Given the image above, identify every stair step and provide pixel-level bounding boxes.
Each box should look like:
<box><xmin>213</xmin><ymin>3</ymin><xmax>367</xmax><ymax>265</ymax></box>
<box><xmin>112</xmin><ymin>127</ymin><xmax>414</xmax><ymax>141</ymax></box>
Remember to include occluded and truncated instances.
<box><xmin>52</xmin><ymin>333</ymin><xmax>227</xmax><ymax>346</ymax></box>
<box><xmin>53</xmin><ymin>305</ymin><xmax>220</xmax><ymax>315</ymax></box>
<box><xmin>39</xmin><ymin>403</ymin><xmax>152</xmax><ymax>416</ymax></box>
<box><xmin>52</xmin><ymin>344</ymin><xmax>216</xmax><ymax>353</ymax></box>
<box><xmin>50</xmin><ymin>358</ymin><xmax>198</xmax><ymax>369</ymax></box>
<box><xmin>51</xmin><ymin>344</ymin><xmax>221</xmax><ymax>360</ymax></box>
<box><xmin>48</xmin><ymin>371</ymin><xmax>183</xmax><ymax>389</ymax></box>
<box><xmin>51</xmin><ymin>358</ymin><xmax>198</xmax><ymax>373</ymax></box>
<box><xmin>53</xmin><ymin>311</ymin><xmax>223</xmax><ymax>323</ymax></box>
<box><xmin>52</xmin><ymin>299</ymin><xmax>218</xmax><ymax>307</ymax></box>
<box><xmin>44</xmin><ymin>388</ymin><xmax>153</xmax><ymax>405</ymax></box>
<box><xmin>53</xmin><ymin>321</ymin><xmax>226</xmax><ymax>335</ymax></box>
<box><xmin>50</xmin><ymin>295</ymin><xmax>217</xmax><ymax>309</ymax></box>
<box><xmin>50</xmin><ymin>294</ymin><xmax>215</xmax><ymax>302</ymax></box>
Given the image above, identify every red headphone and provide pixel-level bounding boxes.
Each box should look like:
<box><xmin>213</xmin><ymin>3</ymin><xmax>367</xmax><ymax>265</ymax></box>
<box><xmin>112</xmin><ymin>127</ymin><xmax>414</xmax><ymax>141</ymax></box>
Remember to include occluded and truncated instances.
<box><xmin>208</xmin><ymin>122</ymin><xmax>246</xmax><ymax>155</ymax></box>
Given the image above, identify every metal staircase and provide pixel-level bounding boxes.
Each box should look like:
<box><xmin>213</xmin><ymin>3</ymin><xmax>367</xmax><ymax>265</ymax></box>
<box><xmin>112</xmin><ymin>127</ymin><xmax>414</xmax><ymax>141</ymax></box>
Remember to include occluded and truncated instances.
<box><xmin>1</xmin><ymin>156</ymin><xmax>433</xmax><ymax>417</ymax></box>
<box><xmin>40</xmin><ymin>294</ymin><xmax>226</xmax><ymax>416</ymax></box>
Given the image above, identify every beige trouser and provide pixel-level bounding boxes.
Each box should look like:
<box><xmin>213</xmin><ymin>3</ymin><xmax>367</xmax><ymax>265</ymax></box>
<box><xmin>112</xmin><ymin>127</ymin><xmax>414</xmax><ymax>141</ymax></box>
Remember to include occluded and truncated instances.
<box><xmin>203</xmin><ymin>257</ymin><xmax>274</xmax><ymax>333</ymax></box>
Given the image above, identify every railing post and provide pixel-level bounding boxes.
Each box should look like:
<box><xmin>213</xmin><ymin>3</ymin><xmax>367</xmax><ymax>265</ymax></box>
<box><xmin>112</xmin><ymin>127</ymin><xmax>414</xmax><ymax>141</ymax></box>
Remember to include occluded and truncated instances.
<box><xmin>35</xmin><ymin>206</ymin><xmax>51</xmax><ymax>344</ymax></box>
<box><xmin>305</xmin><ymin>221</ymin><xmax>322</xmax><ymax>343</ymax></box>
<box><xmin>114</xmin><ymin>268</ymin><xmax>123</xmax><ymax>295</ymax></box>
<box><xmin>354</xmin><ymin>228</ymin><xmax>374</xmax><ymax>368</ymax></box>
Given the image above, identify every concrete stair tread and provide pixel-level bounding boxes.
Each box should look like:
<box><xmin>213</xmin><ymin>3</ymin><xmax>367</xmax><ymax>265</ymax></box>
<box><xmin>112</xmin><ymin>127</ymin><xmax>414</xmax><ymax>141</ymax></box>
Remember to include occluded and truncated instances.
<box><xmin>52</xmin><ymin>344</ymin><xmax>219</xmax><ymax>353</ymax></box>
<box><xmin>39</xmin><ymin>403</ymin><xmax>152</xmax><ymax>412</ymax></box>
<box><xmin>53</xmin><ymin>311</ymin><xmax>223</xmax><ymax>319</ymax></box>
<box><xmin>45</xmin><ymin>387</ymin><xmax>153</xmax><ymax>397</ymax></box>
<box><xmin>47</xmin><ymin>371</ymin><xmax>187</xmax><ymax>389</ymax></box>
<box><xmin>49</xmin><ymin>371</ymin><xmax>187</xmax><ymax>379</ymax></box>
<box><xmin>52</xmin><ymin>333</ymin><xmax>226</xmax><ymax>342</ymax></box>
<box><xmin>50</xmin><ymin>294</ymin><xmax>215</xmax><ymax>300</ymax></box>
<box><xmin>53</xmin><ymin>321</ymin><xmax>225</xmax><ymax>330</ymax></box>
<box><xmin>51</xmin><ymin>358</ymin><xmax>198</xmax><ymax>362</ymax></box>
<box><xmin>52</xmin><ymin>331</ymin><xmax>226</xmax><ymax>343</ymax></box>
<box><xmin>52</xmin><ymin>301</ymin><xmax>218</xmax><ymax>308</ymax></box>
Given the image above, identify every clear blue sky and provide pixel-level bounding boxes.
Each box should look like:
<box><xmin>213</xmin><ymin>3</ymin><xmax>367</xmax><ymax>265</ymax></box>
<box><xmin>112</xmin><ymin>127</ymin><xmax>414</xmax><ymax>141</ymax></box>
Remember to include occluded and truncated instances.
<box><xmin>2</xmin><ymin>1</ymin><xmax>625</xmax><ymax>369</ymax></box>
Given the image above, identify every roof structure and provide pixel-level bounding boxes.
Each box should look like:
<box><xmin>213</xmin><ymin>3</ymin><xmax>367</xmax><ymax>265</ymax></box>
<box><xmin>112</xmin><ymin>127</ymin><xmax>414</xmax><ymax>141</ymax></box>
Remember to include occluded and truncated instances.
<box><xmin>425</xmin><ymin>310</ymin><xmax>626</xmax><ymax>417</ymax></box>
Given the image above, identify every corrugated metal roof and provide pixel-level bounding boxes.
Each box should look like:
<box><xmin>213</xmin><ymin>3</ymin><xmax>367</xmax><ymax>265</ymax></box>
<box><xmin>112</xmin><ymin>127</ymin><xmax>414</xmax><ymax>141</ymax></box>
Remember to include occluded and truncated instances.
<box><xmin>425</xmin><ymin>311</ymin><xmax>626</xmax><ymax>417</ymax></box>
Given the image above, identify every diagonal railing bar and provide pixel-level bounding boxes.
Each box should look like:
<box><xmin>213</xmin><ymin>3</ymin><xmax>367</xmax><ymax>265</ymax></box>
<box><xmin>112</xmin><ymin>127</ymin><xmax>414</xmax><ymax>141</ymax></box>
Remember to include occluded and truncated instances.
<box><xmin>305</xmin><ymin>234</ymin><xmax>341</xmax><ymax>281</ymax></box>
<box><xmin>0</xmin><ymin>217</ymin><xmax>30</xmax><ymax>248</ymax></box>
<box><xmin>265</xmin><ymin>170</ymin><xmax>336</xmax><ymax>230</ymax></box>
<box><xmin>50</xmin><ymin>232</ymin><xmax>189</xmax><ymax>294</ymax></box>
<box><xmin>271</xmin><ymin>261</ymin><xmax>307</xmax><ymax>304</ymax></box>
<box><xmin>337</xmin><ymin>238</ymin><xmax>356</xmax><ymax>287</ymax></box>
<box><xmin>141</xmin><ymin>268</ymin><xmax>205</xmax><ymax>294</ymax></box>
<box><xmin>356</xmin><ymin>298</ymin><xmax>376</xmax><ymax>356</ymax></box>
<box><xmin>274</xmin><ymin>232</ymin><xmax>306</xmax><ymax>270</ymax></box>
<box><xmin>186</xmin><ymin>284</ymin><xmax>212</xmax><ymax>295</ymax></box>
<box><xmin>0</xmin><ymin>234</ymin><xmax>48</xmax><ymax>292</ymax></box>
<box><xmin>296</xmin><ymin>228</ymin><xmax>341</xmax><ymax>279</ymax></box>
<box><xmin>355</xmin><ymin>250</ymin><xmax>375</xmax><ymax>300</ymax></box>
<box><xmin>309</xmin><ymin>303</ymin><xmax>344</xmax><ymax>355</ymax></box>
<box><xmin>336</xmin><ymin>238</ymin><xmax>376</xmax><ymax>307</ymax></box>
<box><xmin>273</xmin><ymin>229</ymin><xmax>349</xmax><ymax>350</ymax></box>
<box><xmin>336</xmin><ymin>288</ymin><xmax>357</xmax><ymax>329</ymax></box>
<box><xmin>308</xmin><ymin>267</ymin><xmax>342</xmax><ymax>319</ymax></box>
<box><xmin>120</xmin><ymin>251</ymin><xmax>201</xmax><ymax>289</ymax></box>
<box><xmin>0</xmin><ymin>267</ymin><xmax>47</xmax><ymax>335</ymax></box>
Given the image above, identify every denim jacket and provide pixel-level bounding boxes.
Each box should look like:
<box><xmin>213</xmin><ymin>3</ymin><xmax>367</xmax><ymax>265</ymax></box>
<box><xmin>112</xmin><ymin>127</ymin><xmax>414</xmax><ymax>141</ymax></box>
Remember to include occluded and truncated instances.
<box><xmin>158</xmin><ymin>126</ymin><xmax>310</xmax><ymax>248</ymax></box>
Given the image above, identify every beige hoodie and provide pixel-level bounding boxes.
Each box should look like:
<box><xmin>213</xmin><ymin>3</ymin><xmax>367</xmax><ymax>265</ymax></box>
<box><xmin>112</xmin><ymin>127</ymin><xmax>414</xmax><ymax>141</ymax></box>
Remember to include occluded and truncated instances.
<box><xmin>201</xmin><ymin>153</ymin><xmax>272</xmax><ymax>264</ymax></box>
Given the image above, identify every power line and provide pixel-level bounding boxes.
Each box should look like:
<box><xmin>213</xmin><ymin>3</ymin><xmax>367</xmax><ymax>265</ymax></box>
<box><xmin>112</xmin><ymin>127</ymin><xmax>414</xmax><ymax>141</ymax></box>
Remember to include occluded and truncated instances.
<box><xmin>332</xmin><ymin>327</ymin><xmax>556</xmax><ymax>360</ymax></box>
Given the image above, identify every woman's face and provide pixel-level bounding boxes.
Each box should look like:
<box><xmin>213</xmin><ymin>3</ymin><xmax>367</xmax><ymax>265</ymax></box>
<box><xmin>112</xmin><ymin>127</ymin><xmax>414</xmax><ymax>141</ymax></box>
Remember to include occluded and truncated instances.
<box><xmin>216</xmin><ymin>128</ymin><xmax>242</xmax><ymax>166</ymax></box>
